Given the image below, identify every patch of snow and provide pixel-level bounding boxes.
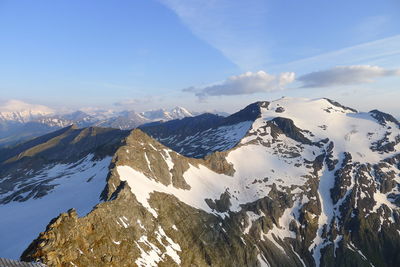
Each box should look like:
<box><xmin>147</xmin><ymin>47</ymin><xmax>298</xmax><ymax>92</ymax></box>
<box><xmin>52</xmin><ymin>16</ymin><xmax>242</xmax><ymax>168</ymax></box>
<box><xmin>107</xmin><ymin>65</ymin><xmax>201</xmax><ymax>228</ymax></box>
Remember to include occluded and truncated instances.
<box><xmin>137</xmin><ymin>219</ymin><xmax>146</xmax><ymax>230</ymax></box>
<box><xmin>291</xmin><ymin>245</ymin><xmax>306</xmax><ymax>267</ymax></box>
<box><xmin>135</xmin><ymin>235</ymin><xmax>162</xmax><ymax>267</ymax></box>
<box><xmin>264</xmin><ymin>201</ymin><xmax>302</xmax><ymax>253</ymax></box>
<box><xmin>347</xmin><ymin>241</ymin><xmax>374</xmax><ymax>266</ymax></box>
<box><xmin>244</xmin><ymin>211</ymin><xmax>263</xmax><ymax>234</ymax></box>
<box><xmin>149</xmin><ymin>143</ymin><xmax>157</xmax><ymax>151</ymax></box>
<box><xmin>163</xmin><ymin>150</ymin><xmax>174</xmax><ymax>171</ymax></box>
<box><xmin>155</xmin><ymin>226</ymin><xmax>181</xmax><ymax>265</ymax></box>
<box><xmin>144</xmin><ymin>152</ymin><xmax>152</xmax><ymax>171</ymax></box>
<box><xmin>118</xmin><ymin>216</ymin><xmax>130</xmax><ymax>228</ymax></box>
<box><xmin>309</xmin><ymin>153</ymin><xmax>349</xmax><ymax>267</ymax></box>
<box><xmin>257</xmin><ymin>253</ymin><xmax>271</xmax><ymax>267</ymax></box>
<box><xmin>134</xmin><ymin>226</ymin><xmax>181</xmax><ymax>267</ymax></box>
<box><xmin>333</xmin><ymin>235</ymin><xmax>343</xmax><ymax>257</ymax></box>
<box><xmin>264</xmin><ymin>232</ymin><xmax>286</xmax><ymax>253</ymax></box>
<box><xmin>372</xmin><ymin>191</ymin><xmax>398</xmax><ymax>212</ymax></box>
<box><xmin>112</xmin><ymin>240</ymin><xmax>121</xmax><ymax>245</ymax></box>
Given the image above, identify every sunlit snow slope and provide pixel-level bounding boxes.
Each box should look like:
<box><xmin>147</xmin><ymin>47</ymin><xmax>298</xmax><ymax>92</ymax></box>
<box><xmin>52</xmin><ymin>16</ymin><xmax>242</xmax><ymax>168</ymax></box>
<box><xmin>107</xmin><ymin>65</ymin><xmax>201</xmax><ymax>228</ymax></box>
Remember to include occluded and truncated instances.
<box><xmin>0</xmin><ymin>155</ymin><xmax>111</xmax><ymax>259</ymax></box>
<box><xmin>0</xmin><ymin>126</ymin><xmax>128</xmax><ymax>259</ymax></box>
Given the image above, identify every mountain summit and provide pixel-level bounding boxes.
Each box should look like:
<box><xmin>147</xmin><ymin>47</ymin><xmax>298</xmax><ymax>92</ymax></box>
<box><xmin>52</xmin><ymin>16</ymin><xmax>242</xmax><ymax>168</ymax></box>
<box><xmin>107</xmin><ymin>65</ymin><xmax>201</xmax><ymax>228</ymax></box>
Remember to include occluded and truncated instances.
<box><xmin>0</xmin><ymin>97</ymin><xmax>399</xmax><ymax>267</ymax></box>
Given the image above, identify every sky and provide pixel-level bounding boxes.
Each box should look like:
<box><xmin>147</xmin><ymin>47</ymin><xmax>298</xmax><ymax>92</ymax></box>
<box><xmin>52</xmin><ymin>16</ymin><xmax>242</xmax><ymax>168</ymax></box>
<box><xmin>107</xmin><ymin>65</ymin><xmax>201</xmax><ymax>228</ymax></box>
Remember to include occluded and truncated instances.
<box><xmin>0</xmin><ymin>0</ymin><xmax>399</xmax><ymax>116</ymax></box>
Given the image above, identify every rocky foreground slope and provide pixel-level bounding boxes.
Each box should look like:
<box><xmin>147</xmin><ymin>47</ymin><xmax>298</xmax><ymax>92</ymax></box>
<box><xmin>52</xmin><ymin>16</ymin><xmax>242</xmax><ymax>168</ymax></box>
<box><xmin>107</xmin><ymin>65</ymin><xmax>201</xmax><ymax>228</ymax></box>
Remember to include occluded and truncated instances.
<box><xmin>0</xmin><ymin>126</ymin><xmax>129</xmax><ymax>259</ymax></box>
<box><xmin>0</xmin><ymin>97</ymin><xmax>399</xmax><ymax>267</ymax></box>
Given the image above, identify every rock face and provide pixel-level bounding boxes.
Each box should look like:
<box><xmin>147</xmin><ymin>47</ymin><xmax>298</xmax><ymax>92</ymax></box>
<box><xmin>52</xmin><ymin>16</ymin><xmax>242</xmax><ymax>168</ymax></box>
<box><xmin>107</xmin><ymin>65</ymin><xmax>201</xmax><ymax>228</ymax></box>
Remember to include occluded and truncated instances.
<box><xmin>1</xmin><ymin>97</ymin><xmax>399</xmax><ymax>267</ymax></box>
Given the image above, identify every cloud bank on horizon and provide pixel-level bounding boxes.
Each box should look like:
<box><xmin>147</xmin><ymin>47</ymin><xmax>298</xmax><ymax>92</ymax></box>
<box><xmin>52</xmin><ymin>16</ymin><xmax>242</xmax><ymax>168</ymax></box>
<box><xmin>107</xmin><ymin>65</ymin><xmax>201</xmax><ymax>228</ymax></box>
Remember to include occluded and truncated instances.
<box><xmin>297</xmin><ymin>65</ymin><xmax>400</xmax><ymax>88</ymax></box>
<box><xmin>185</xmin><ymin>65</ymin><xmax>400</xmax><ymax>98</ymax></box>
<box><xmin>0</xmin><ymin>99</ymin><xmax>54</xmax><ymax>114</ymax></box>
<box><xmin>184</xmin><ymin>71</ymin><xmax>295</xmax><ymax>98</ymax></box>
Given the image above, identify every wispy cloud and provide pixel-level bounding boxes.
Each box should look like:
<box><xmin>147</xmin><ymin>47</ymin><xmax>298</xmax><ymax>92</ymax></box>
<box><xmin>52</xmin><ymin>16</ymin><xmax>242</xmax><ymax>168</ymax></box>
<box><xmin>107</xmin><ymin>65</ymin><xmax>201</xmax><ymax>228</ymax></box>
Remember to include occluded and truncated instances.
<box><xmin>353</xmin><ymin>15</ymin><xmax>391</xmax><ymax>41</ymax></box>
<box><xmin>158</xmin><ymin>0</ymin><xmax>269</xmax><ymax>70</ymax></box>
<box><xmin>297</xmin><ymin>65</ymin><xmax>400</xmax><ymax>88</ymax></box>
<box><xmin>114</xmin><ymin>97</ymin><xmax>154</xmax><ymax>107</ymax></box>
<box><xmin>0</xmin><ymin>99</ymin><xmax>54</xmax><ymax>114</ymax></box>
<box><xmin>275</xmin><ymin>35</ymin><xmax>400</xmax><ymax>74</ymax></box>
<box><xmin>82</xmin><ymin>82</ymin><xmax>135</xmax><ymax>91</ymax></box>
<box><xmin>184</xmin><ymin>71</ymin><xmax>295</xmax><ymax>99</ymax></box>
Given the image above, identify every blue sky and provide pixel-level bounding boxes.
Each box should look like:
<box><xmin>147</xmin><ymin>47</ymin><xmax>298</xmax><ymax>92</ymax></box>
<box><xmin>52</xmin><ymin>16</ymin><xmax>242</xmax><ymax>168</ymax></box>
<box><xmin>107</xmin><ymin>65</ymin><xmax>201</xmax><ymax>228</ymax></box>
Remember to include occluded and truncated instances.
<box><xmin>0</xmin><ymin>0</ymin><xmax>399</xmax><ymax>116</ymax></box>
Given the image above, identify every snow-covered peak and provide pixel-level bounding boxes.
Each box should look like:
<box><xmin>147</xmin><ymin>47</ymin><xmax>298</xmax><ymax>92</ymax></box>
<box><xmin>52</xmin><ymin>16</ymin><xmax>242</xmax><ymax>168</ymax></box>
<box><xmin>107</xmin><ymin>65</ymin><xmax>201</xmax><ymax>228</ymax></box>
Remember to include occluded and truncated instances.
<box><xmin>78</xmin><ymin>108</ymin><xmax>117</xmax><ymax>120</ymax></box>
<box><xmin>0</xmin><ymin>99</ymin><xmax>54</xmax><ymax>114</ymax></box>
<box><xmin>63</xmin><ymin>111</ymin><xmax>92</xmax><ymax>121</ymax></box>
<box><xmin>140</xmin><ymin>106</ymin><xmax>194</xmax><ymax>121</ymax></box>
<box><xmin>140</xmin><ymin>109</ymin><xmax>169</xmax><ymax>121</ymax></box>
<box><xmin>169</xmin><ymin>106</ymin><xmax>194</xmax><ymax>119</ymax></box>
<box><xmin>242</xmin><ymin>97</ymin><xmax>399</xmax><ymax>164</ymax></box>
<box><xmin>0</xmin><ymin>100</ymin><xmax>54</xmax><ymax>122</ymax></box>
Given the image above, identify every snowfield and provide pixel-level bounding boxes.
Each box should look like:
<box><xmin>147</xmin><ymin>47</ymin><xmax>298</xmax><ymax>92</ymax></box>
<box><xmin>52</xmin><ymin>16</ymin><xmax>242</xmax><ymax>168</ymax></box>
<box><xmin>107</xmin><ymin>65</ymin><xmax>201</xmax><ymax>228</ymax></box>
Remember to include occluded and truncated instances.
<box><xmin>0</xmin><ymin>155</ymin><xmax>111</xmax><ymax>259</ymax></box>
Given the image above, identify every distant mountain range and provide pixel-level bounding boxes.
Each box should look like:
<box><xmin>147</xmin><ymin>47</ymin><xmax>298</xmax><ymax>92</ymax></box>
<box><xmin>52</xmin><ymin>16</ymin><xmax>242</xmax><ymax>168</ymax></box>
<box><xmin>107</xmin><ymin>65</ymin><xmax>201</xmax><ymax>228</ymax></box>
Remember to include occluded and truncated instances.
<box><xmin>0</xmin><ymin>101</ymin><xmax>225</xmax><ymax>147</ymax></box>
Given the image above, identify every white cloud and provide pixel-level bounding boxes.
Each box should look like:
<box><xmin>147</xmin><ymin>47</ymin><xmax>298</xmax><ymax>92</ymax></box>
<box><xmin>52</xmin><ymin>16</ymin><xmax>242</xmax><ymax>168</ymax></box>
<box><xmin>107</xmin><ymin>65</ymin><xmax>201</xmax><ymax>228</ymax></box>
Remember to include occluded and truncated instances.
<box><xmin>274</xmin><ymin>35</ymin><xmax>400</xmax><ymax>74</ymax></box>
<box><xmin>0</xmin><ymin>99</ymin><xmax>54</xmax><ymax>114</ymax></box>
<box><xmin>114</xmin><ymin>97</ymin><xmax>154</xmax><ymax>107</ymax></box>
<box><xmin>353</xmin><ymin>15</ymin><xmax>391</xmax><ymax>41</ymax></box>
<box><xmin>185</xmin><ymin>71</ymin><xmax>295</xmax><ymax>98</ymax></box>
<box><xmin>297</xmin><ymin>65</ymin><xmax>400</xmax><ymax>88</ymax></box>
<box><xmin>114</xmin><ymin>99</ymin><xmax>142</xmax><ymax>107</ymax></box>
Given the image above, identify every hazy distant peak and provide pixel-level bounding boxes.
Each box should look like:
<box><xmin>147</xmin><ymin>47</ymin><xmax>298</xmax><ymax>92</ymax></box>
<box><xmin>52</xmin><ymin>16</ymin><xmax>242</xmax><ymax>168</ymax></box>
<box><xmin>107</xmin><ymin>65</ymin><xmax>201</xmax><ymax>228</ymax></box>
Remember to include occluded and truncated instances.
<box><xmin>0</xmin><ymin>100</ymin><xmax>54</xmax><ymax>123</ymax></box>
<box><xmin>169</xmin><ymin>106</ymin><xmax>194</xmax><ymax>118</ymax></box>
<box><xmin>140</xmin><ymin>106</ymin><xmax>194</xmax><ymax>121</ymax></box>
<box><xmin>0</xmin><ymin>99</ymin><xmax>53</xmax><ymax>114</ymax></box>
